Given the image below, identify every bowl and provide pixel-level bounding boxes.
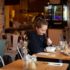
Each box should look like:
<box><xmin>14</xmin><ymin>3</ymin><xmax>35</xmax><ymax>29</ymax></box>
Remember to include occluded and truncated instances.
<box><xmin>46</xmin><ymin>46</ymin><xmax>56</xmax><ymax>52</ymax></box>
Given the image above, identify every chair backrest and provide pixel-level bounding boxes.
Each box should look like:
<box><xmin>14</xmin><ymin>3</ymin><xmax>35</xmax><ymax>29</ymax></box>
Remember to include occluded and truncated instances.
<box><xmin>0</xmin><ymin>39</ymin><xmax>6</xmax><ymax>56</ymax></box>
<box><xmin>12</xmin><ymin>34</ymin><xmax>19</xmax><ymax>51</ymax></box>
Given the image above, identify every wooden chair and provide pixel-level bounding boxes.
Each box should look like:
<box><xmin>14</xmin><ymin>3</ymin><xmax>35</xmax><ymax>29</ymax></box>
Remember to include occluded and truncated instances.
<box><xmin>48</xmin><ymin>29</ymin><xmax>63</xmax><ymax>45</ymax></box>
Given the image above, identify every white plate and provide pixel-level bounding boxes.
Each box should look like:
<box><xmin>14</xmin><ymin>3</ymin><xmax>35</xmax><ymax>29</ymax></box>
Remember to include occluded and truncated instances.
<box><xmin>48</xmin><ymin>62</ymin><xmax>63</xmax><ymax>66</ymax></box>
<box><xmin>46</xmin><ymin>47</ymin><xmax>56</xmax><ymax>53</ymax></box>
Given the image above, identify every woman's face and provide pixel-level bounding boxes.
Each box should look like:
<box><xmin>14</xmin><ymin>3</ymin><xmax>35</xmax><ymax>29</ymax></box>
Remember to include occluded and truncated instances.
<box><xmin>36</xmin><ymin>25</ymin><xmax>48</xmax><ymax>35</ymax></box>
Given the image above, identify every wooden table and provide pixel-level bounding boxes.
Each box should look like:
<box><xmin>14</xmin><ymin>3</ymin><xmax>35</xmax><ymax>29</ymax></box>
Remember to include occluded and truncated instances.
<box><xmin>34</xmin><ymin>52</ymin><xmax>70</xmax><ymax>61</ymax></box>
<box><xmin>0</xmin><ymin>60</ymin><xmax>68</xmax><ymax>70</ymax></box>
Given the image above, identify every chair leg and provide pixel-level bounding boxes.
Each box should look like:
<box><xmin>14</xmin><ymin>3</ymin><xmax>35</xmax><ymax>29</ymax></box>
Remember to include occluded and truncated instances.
<box><xmin>17</xmin><ymin>46</ymin><xmax>23</xmax><ymax>59</ymax></box>
<box><xmin>0</xmin><ymin>56</ymin><xmax>5</xmax><ymax>66</ymax></box>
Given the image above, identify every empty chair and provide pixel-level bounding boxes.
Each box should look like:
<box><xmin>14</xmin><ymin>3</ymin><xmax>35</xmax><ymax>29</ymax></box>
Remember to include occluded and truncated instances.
<box><xmin>0</xmin><ymin>39</ymin><xmax>6</xmax><ymax>66</ymax></box>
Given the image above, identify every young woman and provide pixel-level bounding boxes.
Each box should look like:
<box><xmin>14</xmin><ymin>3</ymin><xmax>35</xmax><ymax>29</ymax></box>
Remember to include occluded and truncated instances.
<box><xmin>27</xmin><ymin>17</ymin><xmax>52</xmax><ymax>55</ymax></box>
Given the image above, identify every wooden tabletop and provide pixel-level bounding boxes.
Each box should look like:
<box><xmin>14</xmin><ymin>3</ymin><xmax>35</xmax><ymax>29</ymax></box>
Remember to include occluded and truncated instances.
<box><xmin>1</xmin><ymin>60</ymin><xmax>68</xmax><ymax>70</ymax></box>
<box><xmin>34</xmin><ymin>52</ymin><xmax>70</xmax><ymax>60</ymax></box>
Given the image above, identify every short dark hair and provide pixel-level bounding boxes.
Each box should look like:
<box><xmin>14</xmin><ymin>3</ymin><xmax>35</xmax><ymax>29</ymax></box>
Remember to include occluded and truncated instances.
<box><xmin>34</xmin><ymin>17</ymin><xmax>48</xmax><ymax>28</ymax></box>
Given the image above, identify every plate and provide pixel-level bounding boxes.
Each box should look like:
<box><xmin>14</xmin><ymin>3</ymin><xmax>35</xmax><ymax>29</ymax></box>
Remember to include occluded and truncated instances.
<box><xmin>48</xmin><ymin>62</ymin><xmax>63</xmax><ymax>66</ymax></box>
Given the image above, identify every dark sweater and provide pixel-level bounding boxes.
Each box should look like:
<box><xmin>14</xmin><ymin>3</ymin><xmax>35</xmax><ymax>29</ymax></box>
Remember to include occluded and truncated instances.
<box><xmin>27</xmin><ymin>31</ymin><xmax>47</xmax><ymax>55</ymax></box>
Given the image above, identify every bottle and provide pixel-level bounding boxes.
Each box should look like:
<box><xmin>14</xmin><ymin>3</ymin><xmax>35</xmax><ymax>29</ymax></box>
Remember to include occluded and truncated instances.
<box><xmin>59</xmin><ymin>34</ymin><xmax>65</xmax><ymax>50</ymax></box>
<box><xmin>23</xmin><ymin>32</ymin><xmax>28</xmax><ymax>49</ymax></box>
<box><xmin>29</xmin><ymin>60</ymin><xmax>36</xmax><ymax>70</ymax></box>
<box><xmin>29</xmin><ymin>55</ymin><xmax>37</xmax><ymax>70</ymax></box>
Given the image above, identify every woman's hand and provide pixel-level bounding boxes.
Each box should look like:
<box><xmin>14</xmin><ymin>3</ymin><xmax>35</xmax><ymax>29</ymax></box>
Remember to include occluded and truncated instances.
<box><xmin>47</xmin><ymin>38</ymin><xmax>52</xmax><ymax>46</ymax></box>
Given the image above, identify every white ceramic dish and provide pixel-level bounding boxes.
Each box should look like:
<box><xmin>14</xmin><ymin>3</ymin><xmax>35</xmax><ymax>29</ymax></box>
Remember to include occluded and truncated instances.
<box><xmin>46</xmin><ymin>46</ymin><xmax>56</xmax><ymax>53</ymax></box>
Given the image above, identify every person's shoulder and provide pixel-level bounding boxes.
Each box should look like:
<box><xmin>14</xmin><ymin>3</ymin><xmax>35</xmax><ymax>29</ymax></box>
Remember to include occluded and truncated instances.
<box><xmin>27</xmin><ymin>30</ymin><xmax>35</xmax><ymax>35</ymax></box>
<box><xmin>27</xmin><ymin>30</ymin><xmax>36</xmax><ymax>37</ymax></box>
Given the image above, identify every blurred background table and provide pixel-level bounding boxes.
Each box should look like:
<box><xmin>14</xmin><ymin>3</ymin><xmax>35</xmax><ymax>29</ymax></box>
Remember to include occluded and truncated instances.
<box><xmin>34</xmin><ymin>52</ymin><xmax>70</xmax><ymax>61</ymax></box>
<box><xmin>0</xmin><ymin>59</ymin><xmax>68</xmax><ymax>70</ymax></box>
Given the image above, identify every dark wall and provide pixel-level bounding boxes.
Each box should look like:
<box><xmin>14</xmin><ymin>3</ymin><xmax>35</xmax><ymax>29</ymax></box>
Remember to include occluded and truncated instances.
<box><xmin>61</xmin><ymin>0</ymin><xmax>67</xmax><ymax>5</ymax></box>
<box><xmin>5</xmin><ymin>0</ymin><xmax>20</xmax><ymax>5</ymax></box>
<box><xmin>28</xmin><ymin>0</ymin><xmax>48</xmax><ymax>12</ymax></box>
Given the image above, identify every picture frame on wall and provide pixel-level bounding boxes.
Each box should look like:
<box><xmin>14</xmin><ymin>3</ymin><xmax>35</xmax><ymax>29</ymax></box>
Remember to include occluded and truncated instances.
<box><xmin>44</xmin><ymin>4</ymin><xmax>67</xmax><ymax>29</ymax></box>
